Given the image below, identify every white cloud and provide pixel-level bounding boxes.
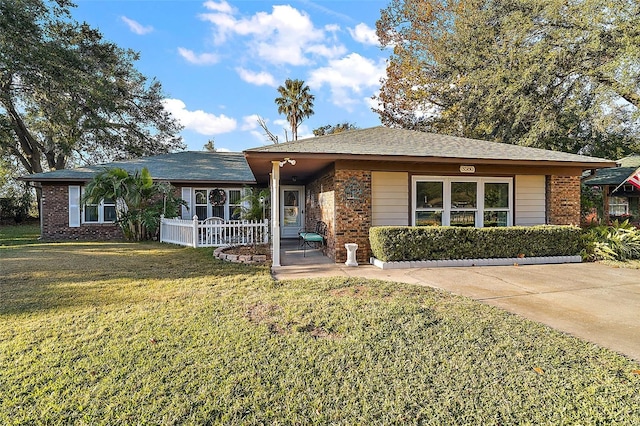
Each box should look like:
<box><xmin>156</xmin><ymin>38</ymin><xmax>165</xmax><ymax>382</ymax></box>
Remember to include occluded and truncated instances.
<box><xmin>273</xmin><ymin>118</ymin><xmax>289</xmax><ymax>128</ymax></box>
<box><xmin>308</xmin><ymin>53</ymin><xmax>386</xmax><ymax>109</ymax></box>
<box><xmin>306</xmin><ymin>44</ymin><xmax>347</xmax><ymax>59</ymax></box>
<box><xmin>236</xmin><ymin>68</ymin><xmax>277</xmax><ymax>87</ymax></box>
<box><xmin>325</xmin><ymin>24</ymin><xmax>340</xmax><ymax>33</ymax></box>
<box><xmin>199</xmin><ymin>4</ymin><xmax>344</xmax><ymax>65</ymax></box>
<box><xmin>296</xmin><ymin>124</ymin><xmax>313</xmax><ymax>140</ymax></box>
<box><xmin>241</xmin><ymin>114</ymin><xmax>261</xmax><ymax>131</ymax></box>
<box><xmin>216</xmin><ymin>147</ymin><xmax>232</xmax><ymax>152</ymax></box>
<box><xmin>162</xmin><ymin>98</ymin><xmax>237</xmax><ymax>135</ymax></box>
<box><xmin>121</xmin><ymin>16</ymin><xmax>153</xmax><ymax>35</ymax></box>
<box><xmin>365</xmin><ymin>93</ymin><xmax>383</xmax><ymax>111</ymax></box>
<box><xmin>178</xmin><ymin>48</ymin><xmax>219</xmax><ymax>65</ymax></box>
<box><xmin>203</xmin><ymin>0</ymin><xmax>234</xmax><ymax>13</ymax></box>
<box><xmin>248</xmin><ymin>129</ymin><xmax>267</xmax><ymax>143</ymax></box>
<box><xmin>348</xmin><ymin>23</ymin><xmax>379</xmax><ymax>46</ymax></box>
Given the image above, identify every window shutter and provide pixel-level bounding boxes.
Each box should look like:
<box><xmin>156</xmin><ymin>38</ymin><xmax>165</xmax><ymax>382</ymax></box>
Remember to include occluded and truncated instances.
<box><xmin>68</xmin><ymin>185</ymin><xmax>81</xmax><ymax>227</ymax></box>
<box><xmin>181</xmin><ymin>187</ymin><xmax>192</xmax><ymax>219</ymax></box>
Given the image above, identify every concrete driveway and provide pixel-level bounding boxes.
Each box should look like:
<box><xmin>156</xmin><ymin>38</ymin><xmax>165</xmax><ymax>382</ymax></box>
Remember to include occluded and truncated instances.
<box><xmin>273</xmin><ymin>262</ymin><xmax>640</xmax><ymax>361</ymax></box>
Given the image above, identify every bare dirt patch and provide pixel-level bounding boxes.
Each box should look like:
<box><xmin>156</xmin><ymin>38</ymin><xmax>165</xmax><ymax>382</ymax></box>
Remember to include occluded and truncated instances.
<box><xmin>246</xmin><ymin>303</ymin><xmax>340</xmax><ymax>339</ymax></box>
<box><xmin>246</xmin><ymin>302</ymin><xmax>286</xmax><ymax>334</ymax></box>
<box><xmin>298</xmin><ymin>323</ymin><xmax>340</xmax><ymax>340</ymax></box>
<box><xmin>329</xmin><ymin>285</ymin><xmax>372</xmax><ymax>298</ymax></box>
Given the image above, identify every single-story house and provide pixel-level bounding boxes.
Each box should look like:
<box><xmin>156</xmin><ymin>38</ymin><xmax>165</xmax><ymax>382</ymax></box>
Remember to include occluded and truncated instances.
<box><xmin>23</xmin><ymin>126</ymin><xmax>616</xmax><ymax>265</ymax></box>
<box><xmin>22</xmin><ymin>151</ymin><xmax>256</xmax><ymax>240</ymax></box>
<box><xmin>583</xmin><ymin>155</ymin><xmax>640</xmax><ymax>222</ymax></box>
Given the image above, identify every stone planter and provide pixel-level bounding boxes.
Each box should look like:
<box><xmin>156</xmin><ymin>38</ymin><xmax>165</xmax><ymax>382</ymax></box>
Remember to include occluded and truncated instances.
<box><xmin>213</xmin><ymin>245</ymin><xmax>270</xmax><ymax>265</ymax></box>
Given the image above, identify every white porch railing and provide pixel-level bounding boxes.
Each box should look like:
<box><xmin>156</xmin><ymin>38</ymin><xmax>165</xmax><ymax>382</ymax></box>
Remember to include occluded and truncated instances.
<box><xmin>160</xmin><ymin>215</ymin><xmax>269</xmax><ymax>248</ymax></box>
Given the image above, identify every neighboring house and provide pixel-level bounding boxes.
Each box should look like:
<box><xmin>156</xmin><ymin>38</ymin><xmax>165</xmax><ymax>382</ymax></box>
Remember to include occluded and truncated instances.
<box><xmin>22</xmin><ymin>152</ymin><xmax>256</xmax><ymax>240</ymax></box>
<box><xmin>23</xmin><ymin>127</ymin><xmax>615</xmax><ymax>265</ymax></box>
<box><xmin>583</xmin><ymin>155</ymin><xmax>640</xmax><ymax>222</ymax></box>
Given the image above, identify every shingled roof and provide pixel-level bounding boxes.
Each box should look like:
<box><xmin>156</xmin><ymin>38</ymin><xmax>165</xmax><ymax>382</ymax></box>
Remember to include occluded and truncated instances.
<box><xmin>583</xmin><ymin>156</ymin><xmax>640</xmax><ymax>186</ymax></box>
<box><xmin>246</xmin><ymin>126</ymin><xmax>615</xmax><ymax>165</ymax></box>
<box><xmin>22</xmin><ymin>151</ymin><xmax>255</xmax><ymax>184</ymax></box>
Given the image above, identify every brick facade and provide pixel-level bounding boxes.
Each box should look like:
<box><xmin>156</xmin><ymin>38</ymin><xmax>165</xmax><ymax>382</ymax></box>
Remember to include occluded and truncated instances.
<box><xmin>304</xmin><ymin>167</ymin><xmax>373</xmax><ymax>264</ymax></box>
<box><xmin>334</xmin><ymin>169</ymin><xmax>372</xmax><ymax>264</ymax></box>
<box><xmin>545</xmin><ymin>175</ymin><xmax>581</xmax><ymax>225</ymax></box>
<box><xmin>41</xmin><ymin>184</ymin><xmax>123</xmax><ymax>240</ymax></box>
<box><xmin>305</xmin><ymin>166</ymin><xmax>336</xmax><ymax>260</ymax></box>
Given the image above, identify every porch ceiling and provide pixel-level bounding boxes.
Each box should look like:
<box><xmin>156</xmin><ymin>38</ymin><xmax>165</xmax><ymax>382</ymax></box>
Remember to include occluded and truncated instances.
<box><xmin>244</xmin><ymin>153</ymin><xmax>335</xmax><ymax>184</ymax></box>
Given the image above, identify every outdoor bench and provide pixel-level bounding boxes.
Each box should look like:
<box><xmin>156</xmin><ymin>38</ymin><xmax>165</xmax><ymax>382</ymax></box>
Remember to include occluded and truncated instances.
<box><xmin>298</xmin><ymin>221</ymin><xmax>327</xmax><ymax>257</ymax></box>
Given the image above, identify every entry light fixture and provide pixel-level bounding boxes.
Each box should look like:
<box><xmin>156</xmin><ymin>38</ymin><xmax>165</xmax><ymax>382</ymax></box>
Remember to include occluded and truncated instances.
<box><xmin>279</xmin><ymin>157</ymin><xmax>296</xmax><ymax>167</ymax></box>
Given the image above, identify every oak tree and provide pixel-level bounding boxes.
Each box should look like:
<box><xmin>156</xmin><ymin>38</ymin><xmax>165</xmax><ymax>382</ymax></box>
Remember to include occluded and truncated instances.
<box><xmin>375</xmin><ymin>0</ymin><xmax>640</xmax><ymax>158</ymax></box>
<box><xmin>313</xmin><ymin>122</ymin><xmax>358</xmax><ymax>136</ymax></box>
<box><xmin>0</xmin><ymin>0</ymin><xmax>184</xmax><ymax>177</ymax></box>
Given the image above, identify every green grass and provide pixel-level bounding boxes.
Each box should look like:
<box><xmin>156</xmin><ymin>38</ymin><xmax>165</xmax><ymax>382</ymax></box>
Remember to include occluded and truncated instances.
<box><xmin>0</xmin><ymin>223</ymin><xmax>41</xmax><ymax>246</ymax></box>
<box><xmin>601</xmin><ymin>259</ymin><xmax>640</xmax><ymax>269</ymax></box>
<box><xmin>1</xmin><ymin>226</ymin><xmax>639</xmax><ymax>424</ymax></box>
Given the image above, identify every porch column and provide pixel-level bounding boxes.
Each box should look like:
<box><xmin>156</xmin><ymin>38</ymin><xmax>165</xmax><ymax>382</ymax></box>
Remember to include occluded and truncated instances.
<box><xmin>271</xmin><ymin>161</ymin><xmax>281</xmax><ymax>267</ymax></box>
<box><xmin>603</xmin><ymin>185</ymin><xmax>610</xmax><ymax>224</ymax></box>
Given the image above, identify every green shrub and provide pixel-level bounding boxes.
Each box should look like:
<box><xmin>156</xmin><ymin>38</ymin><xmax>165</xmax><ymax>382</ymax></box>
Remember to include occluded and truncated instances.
<box><xmin>582</xmin><ymin>220</ymin><xmax>640</xmax><ymax>261</ymax></box>
<box><xmin>370</xmin><ymin>226</ymin><xmax>583</xmax><ymax>262</ymax></box>
<box><xmin>83</xmin><ymin>167</ymin><xmax>185</xmax><ymax>241</ymax></box>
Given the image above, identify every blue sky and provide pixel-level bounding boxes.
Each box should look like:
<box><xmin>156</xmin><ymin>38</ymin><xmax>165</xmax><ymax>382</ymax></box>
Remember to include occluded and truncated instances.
<box><xmin>72</xmin><ymin>0</ymin><xmax>390</xmax><ymax>152</ymax></box>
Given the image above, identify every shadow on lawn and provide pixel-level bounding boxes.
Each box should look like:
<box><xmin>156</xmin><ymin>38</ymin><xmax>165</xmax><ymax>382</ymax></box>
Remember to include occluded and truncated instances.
<box><xmin>0</xmin><ymin>241</ymin><xmax>270</xmax><ymax>315</ymax></box>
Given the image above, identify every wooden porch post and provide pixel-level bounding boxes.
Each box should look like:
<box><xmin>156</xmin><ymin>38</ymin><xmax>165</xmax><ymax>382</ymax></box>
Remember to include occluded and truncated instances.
<box><xmin>271</xmin><ymin>161</ymin><xmax>281</xmax><ymax>267</ymax></box>
<box><xmin>603</xmin><ymin>185</ymin><xmax>610</xmax><ymax>224</ymax></box>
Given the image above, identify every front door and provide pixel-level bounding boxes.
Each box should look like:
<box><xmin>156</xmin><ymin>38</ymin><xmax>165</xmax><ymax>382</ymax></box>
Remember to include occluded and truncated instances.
<box><xmin>280</xmin><ymin>186</ymin><xmax>304</xmax><ymax>238</ymax></box>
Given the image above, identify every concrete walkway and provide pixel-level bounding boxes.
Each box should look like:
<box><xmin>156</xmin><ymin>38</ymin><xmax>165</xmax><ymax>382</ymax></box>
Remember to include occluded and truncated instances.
<box><xmin>273</xmin><ymin>253</ymin><xmax>640</xmax><ymax>362</ymax></box>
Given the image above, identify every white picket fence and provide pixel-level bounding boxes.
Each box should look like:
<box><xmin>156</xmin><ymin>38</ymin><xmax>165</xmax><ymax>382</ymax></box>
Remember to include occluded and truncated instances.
<box><xmin>160</xmin><ymin>215</ymin><xmax>269</xmax><ymax>248</ymax></box>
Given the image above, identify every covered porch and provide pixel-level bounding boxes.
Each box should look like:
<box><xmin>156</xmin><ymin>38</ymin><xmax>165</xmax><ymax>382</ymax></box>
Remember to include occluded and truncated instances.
<box><xmin>279</xmin><ymin>238</ymin><xmax>333</xmax><ymax>266</ymax></box>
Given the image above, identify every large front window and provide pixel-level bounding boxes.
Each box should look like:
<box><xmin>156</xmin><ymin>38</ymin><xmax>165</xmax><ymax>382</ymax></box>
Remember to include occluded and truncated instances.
<box><xmin>413</xmin><ymin>177</ymin><xmax>512</xmax><ymax>227</ymax></box>
<box><xmin>194</xmin><ymin>188</ymin><xmax>244</xmax><ymax>221</ymax></box>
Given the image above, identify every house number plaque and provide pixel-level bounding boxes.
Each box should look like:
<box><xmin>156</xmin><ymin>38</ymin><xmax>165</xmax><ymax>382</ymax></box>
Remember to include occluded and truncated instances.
<box><xmin>460</xmin><ymin>165</ymin><xmax>476</xmax><ymax>173</ymax></box>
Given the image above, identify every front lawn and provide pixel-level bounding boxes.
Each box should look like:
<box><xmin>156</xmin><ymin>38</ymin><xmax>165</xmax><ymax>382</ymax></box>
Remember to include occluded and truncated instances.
<box><xmin>1</xmin><ymin>227</ymin><xmax>639</xmax><ymax>424</ymax></box>
<box><xmin>602</xmin><ymin>259</ymin><xmax>640</xmax><ymax>269</ymax></box>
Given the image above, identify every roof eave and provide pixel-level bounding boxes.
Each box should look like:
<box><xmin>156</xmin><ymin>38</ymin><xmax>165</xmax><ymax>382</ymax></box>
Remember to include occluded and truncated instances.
<box><xmin>19</xmin><ymin>176</ymin><xmax>257</xmax><ymax>185</ymax></box>
<box><xmin>244</xmin><ymin>151</ymin><xmax>617</xmax><ymax>169</ymax></box>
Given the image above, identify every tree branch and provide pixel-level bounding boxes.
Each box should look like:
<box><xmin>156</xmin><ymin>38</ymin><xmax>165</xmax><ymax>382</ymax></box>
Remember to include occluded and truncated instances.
<box><xmin>592</xmin><ymin>72</ymin><xmax>640</xmax><ymax>108</ymax></box>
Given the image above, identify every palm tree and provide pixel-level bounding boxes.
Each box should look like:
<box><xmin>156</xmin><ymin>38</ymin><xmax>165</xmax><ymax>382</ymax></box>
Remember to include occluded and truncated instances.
<box><xmin>82</xmin><ymin>167</ymin><xmax>184</xmax><ymax>241</ymax></box>
<box><xmin>274</xmin><ymin>78</ymin><xmax>315</xmax><ymax>141</ymax></box>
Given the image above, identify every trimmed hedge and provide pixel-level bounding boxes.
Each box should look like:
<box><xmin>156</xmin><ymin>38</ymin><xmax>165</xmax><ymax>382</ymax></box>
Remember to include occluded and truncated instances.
<box><xmin>370</xmin><ymin>226</ymin><xmax>583</xmax><ymax>262</ymax></box>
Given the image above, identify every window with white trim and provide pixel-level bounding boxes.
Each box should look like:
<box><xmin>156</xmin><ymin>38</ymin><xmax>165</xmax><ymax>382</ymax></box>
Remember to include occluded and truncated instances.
<box><xmin>193</xmin><ymin>188</ymin><xmax>243</xmax><ymax>221</ymax></box>
<box><xmin>415</xmin><ymin>181</ymin><xmax>444</xmax><ymax>225</ymax></box>
<box><xmin>483</xmin><ymin>182</ymin><xmax>510</xmax><ymax>227</ymax></box>
<box><xmin>450</xmin><ymin>181</ymin><xmax>477</xmax><ymax>227</ymax></box>
<box><xmin>194</xmin><ymin>189</ymin><xmax>209</xmax><ymax>219</ymax></box>
<box><xmin>228</xmin><ymin>189</ymin><xmax>242</xmax><ymax>220</ymax></box>
<box><xmin>81</xmin><ymin>191</ymin><xmax>116</xmax><ymax>224</ymax></box>
<box><xmin>412</xmin><ymin>177</ymin><xmax>512</xmax><ymax>227</ymax></box>
<box><xmin>609</xmin><ymin>196</ymin><xmax>629</xmax><ymax>217</ymax></box>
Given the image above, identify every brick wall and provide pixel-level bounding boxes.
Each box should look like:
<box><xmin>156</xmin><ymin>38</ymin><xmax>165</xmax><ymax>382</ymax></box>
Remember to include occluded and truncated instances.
<box><xmin>334</xmin><ymin>169</ymin><xmax>372</xmax><ymax>264</ymax></box>
<box><xmin>41</xmin><ymin>184</ymin><xmax>123</xmax><ymax>240</ymax></box>
<box><xmin>546</xmin><ymin>175</ymin><xmax>581</xmax><ymax>225</ymax></box>
<box><xmin>305</xmin><ymin>166</ymin><xmax>336</xmax><ymax>260</ymax></box>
